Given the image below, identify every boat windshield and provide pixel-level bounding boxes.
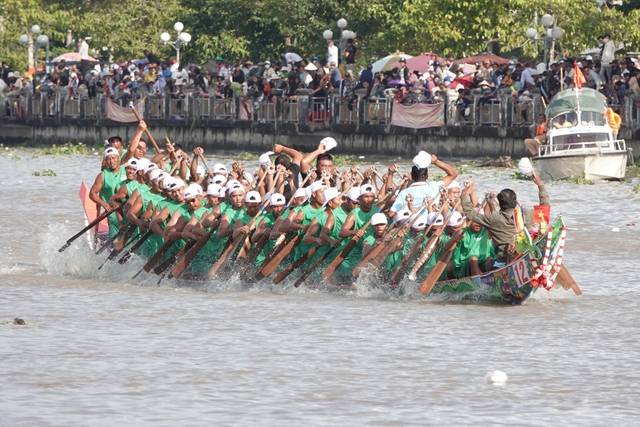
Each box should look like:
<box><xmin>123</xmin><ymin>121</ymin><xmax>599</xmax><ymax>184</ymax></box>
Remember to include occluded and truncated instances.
<box><xmin>551</xmin><ymin>133</ymin><xmax>611</xmax><ymax>149</ymax></box>
<box><xmin>551</xmin><ymin>112</ymin><xmax>606</xmax><ymax>128</ymax></box>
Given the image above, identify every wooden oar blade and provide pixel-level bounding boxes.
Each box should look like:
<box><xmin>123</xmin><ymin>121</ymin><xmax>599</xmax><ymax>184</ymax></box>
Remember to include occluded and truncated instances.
<box><xmin>273</xmin><ymin>247</ymin><xmax>317</xmax><ymax>285</ymax></box>
<box><xmin>556</xmin><ymin>266</ymin><xmax>581</xmax><ymax>296</ymax></box>
<box><xmin>260</xmin><ymin>234</ymin><xmax>303</xmax><ymax>278</ymax></box>
<box><xmin>419</xmin><ymin>248</ymin><xmax>453</xmax><ymax>295</ymax></box>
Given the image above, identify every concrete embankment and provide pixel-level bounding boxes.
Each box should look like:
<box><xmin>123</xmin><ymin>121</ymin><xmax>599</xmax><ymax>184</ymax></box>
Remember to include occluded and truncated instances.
<box><xmin>2</xmin><ymin>118</ymin><xmax>639</xmax><ymax>158</ymax></box>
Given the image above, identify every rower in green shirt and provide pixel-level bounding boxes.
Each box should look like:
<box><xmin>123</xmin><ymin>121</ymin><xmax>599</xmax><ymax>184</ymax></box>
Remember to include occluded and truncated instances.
<box><xmin>90</xmin><ymin>147</ymin><xmax>127</xmax><ymax>238</ymax></box>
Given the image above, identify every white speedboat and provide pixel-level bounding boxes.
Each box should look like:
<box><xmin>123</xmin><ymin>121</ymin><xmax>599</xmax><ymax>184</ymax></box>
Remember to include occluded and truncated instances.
<box><xmin>534</xmin><ymin>87</ymin><xmax>629</xmax><ymax>181</ymax></box>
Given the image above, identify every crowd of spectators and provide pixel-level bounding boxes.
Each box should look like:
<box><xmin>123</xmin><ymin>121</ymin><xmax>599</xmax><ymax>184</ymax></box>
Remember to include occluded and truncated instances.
<box><xmin>2</xmin><ymin>34</ymin><xmax>640</xmax><ymax>121</ymax></box>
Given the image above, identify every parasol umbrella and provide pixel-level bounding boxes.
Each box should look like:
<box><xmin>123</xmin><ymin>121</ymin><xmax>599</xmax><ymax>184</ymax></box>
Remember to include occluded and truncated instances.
<box><xmin>371</xmin><ymin>52</ymin><xmax>413</xmax><ymax>73</ymax></box>
<box><xmin>387</xmin><ymin>79</ymin><xmax>407</xmax><ymax>87</ymax></box>
<box><xmin>452</xmin><ymin>53</ymin><xmax>509</xmax><ymax>66</ymax></box>
<box><xmin>284</xmin><ymin>52</ymin><xmax>303</xmax><ymax>63</ymax></box>
<box><xmin>51</xmin><ymin>52</ymin><xmax>99</xmax><ymax>65</ymax></box>
<box><xmin>391</xmin><ymin>53</ymin><xmax>445</xmax><ymax>72</ymax></box>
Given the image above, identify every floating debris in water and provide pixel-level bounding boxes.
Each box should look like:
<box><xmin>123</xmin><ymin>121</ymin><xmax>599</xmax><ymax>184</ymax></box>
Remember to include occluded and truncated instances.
<box><xmin>485</xmin><ymin>370</ymin><xmax>508</xmax><ymax>384</ymax></box>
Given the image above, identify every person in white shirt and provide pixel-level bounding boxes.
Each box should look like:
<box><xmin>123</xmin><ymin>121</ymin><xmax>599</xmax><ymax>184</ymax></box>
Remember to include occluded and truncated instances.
<box><xmin>78</xmin><ymin>36</ymin><xmax>90</xmax><ymax>75</ymax></box>
<box><xmin>327</xmin><ymin>40</ymin><xmax>339</xmax><ymax>68</ymax></box>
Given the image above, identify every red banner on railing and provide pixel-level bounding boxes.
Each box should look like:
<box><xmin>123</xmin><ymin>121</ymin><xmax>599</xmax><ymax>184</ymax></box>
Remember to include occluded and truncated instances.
<box><xmin>390</xmin><ymin>102</ymin><xmax>444</xmax><ymax>129</ymax></box>
<box><xmin>106</xmin><ymin>98</ymin><xmax>145</xmax><ymax>123</ymax></box>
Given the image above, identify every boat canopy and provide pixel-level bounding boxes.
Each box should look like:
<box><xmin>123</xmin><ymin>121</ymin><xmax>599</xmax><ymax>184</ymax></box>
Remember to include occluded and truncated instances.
<box><xmin>546</xmin><ymin>88</ymin><xmax>607</xmax><ymax>119</ymax></box>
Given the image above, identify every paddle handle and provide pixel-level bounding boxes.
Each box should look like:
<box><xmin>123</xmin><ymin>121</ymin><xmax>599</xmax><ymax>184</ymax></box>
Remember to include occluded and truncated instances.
<box><xmin>130</xmin><ymin>104</ymin><xmax>161</xmax><ymax>153</ymax></box>
<box><xmin>295</xmin><ymin>246</ymin><xmax>336</xmax><ymax>287</ymax></box>
<box><xmin>170</xmin><ymin>221</ymin><xmax>220</xmax><ymax>279</ymax></box>
<box><xmin>59</xmin><ymin>206</ymin><xmax>117</xmax><ymax>252</ymax></box>
<box><xmin>273</xmin><ymin>246</ymin><xmax>317</xmax><ymax>285</ymax></box>
<box><xmin>419</xmin><ymin>246</ymin><xmax>455</xmax><ymax>295</ymax></box>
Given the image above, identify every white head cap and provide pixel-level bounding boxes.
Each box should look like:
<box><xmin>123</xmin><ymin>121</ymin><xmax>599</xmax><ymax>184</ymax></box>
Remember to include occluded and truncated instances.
<box><xmin>447</xmin><ymin>211</ymin><xmax>465</xmax><ymax>227</ymax></box>
<box><xmin>310</xmin><ymin>180</ymin><xmax>327</xmax><ymax>193</ymax></box>
<box><xmin>149</xmin><ymin>169</ymin><xmax>163</xmax><ymax>182</ymax></box>
<box><xmin>427</xmin><ymin>212</ymin><xmax>444</xmax><ymax>225</ymax></box>
<box><xmin>212</xmin><ymin>163</ymin><xmax>228</xmax><ymax>174</ymax></box>
<box><xmin>413</xmin><ymin>150</ymin><xmax>431</xmax><ymax>169</ymax></box>
<box><xmin>259</xmin><ymin>151</ymin><xmax>274</xmax><ymax>166</ymax></box>
<box><xmin>411</xmin><ymin>214</ymin><xmax>428</xmax><ymax>230</ymax></box>
<box><xmin>183</xmin><ymin>183</ymin><xmax>203</xmax><ymax>200</ymax></box>
<box><xmin>447</xmin><ymin>180</ymin><xmax>460</xmax><ymax>190</ymax></box>
<box><xmin>125</xmin><ymin>158</ymin><xmax>138</xmax><ymax>168</ymax></box>
<box><xmin>245</xmin><ymin>190</ymin><xmax>261</xmax><ymax>203</ymax></box>
<box><xmin>269</xmin><ymin>193</ymin><xmax>286</xmax><ymax>206</ymax></box>
<box><xmin>142</xmin><ymin>162</ymin><xmax>158</xmax><ymax>174</ymax></box>
<box><xmin>134</xmin><ymin>158</ymin><xmax>149</xmax><ymax>172</ymax></box>
<box><xmin>218</xmin><ymin>188</ymin><xmax>226</xmax><ymax>198</ymax></box>
<box><xmin>212</xmin><ymin>175</ymin><xmax>227</xmax><ymax>186</ymax></box>
<box><xmin>163</xmin><ymin>177</ymin><xmax>176</xmax><ymax>190</ymax></box>
<box><xmin>320</xmin><ymin>137</ymin><xmax>337</xmax><ymax>151</ymax></box>
<box><xmin>396</xmin><ymin>208</ymin><xmax>412</xmax><ymax>222</ymax></box>
<box><xmin>305</xmin><ymin>186</ymin><xmax>313</xmax><ymax>201</ymax></box>
<box><xmin>321</xmin><ymin>187</ymin><xmax>340</xmax><ymax>207</ymax></box>
<box><xmin>229</xmin><ymin>184</ymin><xmax>245</xmax><ymax>195</ymax></box>
<box><xmin>225</xmin><ymin>179</ymin><xmax>241</xmax><ymax>190</ymax></box>
<box><xmin>103</xmin><ymin>147</ymin><xmax>119</xmax><ymax>158</ymax></box>
<box><xmin>371</xmin><ymin>213</ymin><xmax>388</xmax><ymax>226</ymax></box>
<box><xmin>169</xmin><ymin>178</ymin><xmax>186</xmax><ymax>191</ymax></box>
<box><xmin>294</xmin><ymin>188</ymin><xmax>308</xmax><ymax>201</ymax></box>
<box><xmin>196</xmin><ymin>165</ymin><xmax>206</xmax><ymax>177</ymax></box>
<box><xmin>207</xmin><ymin>183</ymin><xmax>222</xmax><ymax>196</ymax></box>
<box><xmin>360</xmin><ymin>184</ymin><xmax>375</xmax><ymax>196</ymax></box>
<box><xmin>347</xmin><ymin>187</ymin><xmax>360</xmax><ymax>202</ymax></box>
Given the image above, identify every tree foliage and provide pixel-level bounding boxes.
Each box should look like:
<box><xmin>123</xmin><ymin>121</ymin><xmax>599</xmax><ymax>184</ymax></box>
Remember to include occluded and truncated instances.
<box><xmin>2</xmin><ymin>0</ymin><xmax>640</xmax><ymax>71</ymax></box>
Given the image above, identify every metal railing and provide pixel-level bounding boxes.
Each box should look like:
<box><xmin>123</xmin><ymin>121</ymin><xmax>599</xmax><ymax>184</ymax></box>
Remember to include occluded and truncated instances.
<box><xmin>280</xmin><ymin>97</ymin><xmax>298</xmax><ymax>123</ymax></box>
<box><xmin>538</xmin><ymin>139</ymin><xmax>627</xmax><ymax>156</ymax></box>
<box><xmin>362</xmin><ymin>98</ymin><xmax>388</xmax><ymax>125</ymax></box>
<box><xmin>2</xmin><ymin>91</ymin><xmax>637</xmax><ymax>135</ymax></box>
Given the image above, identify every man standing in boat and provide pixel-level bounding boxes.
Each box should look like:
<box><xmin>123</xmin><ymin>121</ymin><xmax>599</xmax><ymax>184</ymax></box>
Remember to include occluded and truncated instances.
<box><xmin>460</xmin><ymin>173</ymin><xmax>549</xmax><ymax>269</ymax></box>
<box><xmin>390</xmin><ymin>151</ymin><xmax>458</xmax><ymax>219</ymax></box>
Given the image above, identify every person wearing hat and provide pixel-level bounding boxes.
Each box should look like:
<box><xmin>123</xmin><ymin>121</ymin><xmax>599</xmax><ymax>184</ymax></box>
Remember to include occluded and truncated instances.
<box><xmin>361</xmin><ymin>213</ymin><xmax>393</xmax><ymax>259</ymax></box>
<box><xmin>165</xmin><ymin>184</ymin><xmax>208</xmax><ymax>245</ymax></box>
<box><xmin>107</xmin><ymin>158</ymin><xmax>146</xmax><ymax>212</ymax></box>
<box><xmin>300</xmin><ymin>139</ymin><xmax>336</xmax><ymax>186</ymax></box>
<box><xmin>302</xmin><ymin>187</ymin><xmax>346</xmax><ymax>269</ymax></box>
<box><xmin>460</xmin><ymin>176</ymin><xmax>549</xmax><ymax>269</ymax></box>
<box><xmin>390</xmin><ymin>151</ymin><xmax>458</xmax><ymax>218</ymax></box>
<box><xmin>336</xmin><ymin>184</ymin><xmax>379</xmax><ymax>276</ymax></box>
<box><xmin>283</xmin><ymin>180</ymin><xmax>327</xmax><ymax>262</ymax></box>
<box><xmin>189</xmin><ymin>184</ymin><xmax>248</xmax><ymax>274</ymax></box>
<box><xmin>251</xmin><ymin>193</ymin><xmax>288</xmax><ymax>267</ymax></box>
<box><xmin>90</xmin><ymin>147</ymin><xmax>128</xmax><ymax>237</ymax></box>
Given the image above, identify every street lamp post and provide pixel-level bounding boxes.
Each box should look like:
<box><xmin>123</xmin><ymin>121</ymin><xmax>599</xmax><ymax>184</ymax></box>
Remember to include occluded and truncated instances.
<box><xmin>526</xmin><ymin>14</ymin><xmax>563</xmax><ymax>69</ymax></box>
<box><xmin>322</xmin><ymin>18</ymin><xmax>356</xmax><ymax>65</ymax></box>
<box><xmin>18</xmin><ymin>24</ymin><xmax>44</xmax><ymax>69</ymax></box>
<box><xmin>160</xmin><ymin>22</ymin><xmax>191</xmax><ymax>65</ymax></box>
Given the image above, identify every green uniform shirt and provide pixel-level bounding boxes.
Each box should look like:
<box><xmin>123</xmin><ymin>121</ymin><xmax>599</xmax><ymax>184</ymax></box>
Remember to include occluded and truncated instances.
<box><xmin>341</xmin><ymin>205</ymin><xmax>378</xmax><ymax>275</ymax></box>
<box><xmin>101</xmin><ymin>166</ymin><xmax>127</xmax><ymax>237</ymax></box>
<box><xmin>191</xmin><ymin>207</ymin><xmax>247</xmax><ymax>273</ymax></box>
<box><xmin>452</xmin><ymin>227</ymin><xmax>496</xmax><ymax>278</ymax></box>
<box><xmin>293</xmin><ymin>204</ymin><xmax>325</xmax><ymax>260</ymax></box>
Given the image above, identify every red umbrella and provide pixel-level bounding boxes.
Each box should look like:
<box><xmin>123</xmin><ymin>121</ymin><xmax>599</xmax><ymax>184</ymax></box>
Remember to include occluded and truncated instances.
<box><xmin>391</xmin><ymin>53</ymin><xmax>445</xmax><ymax>73</ymax></box>
<box><xmin>51</xmin><ymin>52</ymin><xmax>99</xmax><ymax>64</ymax></box>
<box><xmin>454</xmin><ymin>75</ymin><xmax>474</xmax><ymax>89</ymax></box>
<box><xmin>452</xmin><ymin>53</ymin><xmax>510</xmax><ymax>66</ymax></box>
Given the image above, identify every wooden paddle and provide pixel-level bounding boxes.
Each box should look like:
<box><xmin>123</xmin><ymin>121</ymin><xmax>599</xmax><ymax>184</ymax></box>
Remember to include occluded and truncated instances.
<box><xmin>555</xmin><ymin>266</ymin><xmax>582</xmax><ymax>295</ymax></box>
<box><xmin>320</xmin><ymin>181</ymin><xmax>403</xmax><ymax>281</ymax></box>
<box><xmin>294</xmin><ymin>246</ymin><xmax>336</xmax><ymax>287</ymax></box>
<box><xmin>58</xmin><ymin>206</ymin><xmax>117</xmax><ymax>252</ymax></box>
<box><xmin>169</xmin><ymin>220</ymin><xmax>221</xmax><ymax>279</ymax></box>
<box><xmin>272</xmin><ymin>246</ymin><xmax>318</xmax><ymax>285</ymax></box>
<box><xmin>118</xmin><ymin>230</ymin><xmax>153</xmax><ymax>264</ymax></box>
<box><xmin>407</xmin><ymin>200</ymin><xmax>457</xmax><ymax>281</ymax></box>
<box><xmin>351</xmin><ymin>198</ymin><xmax>429</xmax><ymax>277</ymax></box>
<box><xmin>236</xmin><ymin>229</ymin><xmax>272</xmax><ymax>279</ymax></box>
<box><xmin>129</xmin><ymin>101</ymin><xmax>161</xmax><ymax>153</ymax></box>
<box><xmin>95</xmin><ymin>221</ymin><xmax>130</xmax><ymax>255</ymax></box>
<box><xmin>155</xmin><ymin>238</ymin><xmax>199</xmax><ymax>275</ymax></box>
<box><xmin>207</xmin><ymin>201</ymin><xmax>270</xmax><ymax>279</ymax></box>
<box><xmin>252</xmin><ymin>173</ymin><xmax>313</xmax><ymax>278</ymax></box>
<box><xmin>389</xmin><ymin>198</ymin><xmax>450</xmax><ymax>283</ymax></box>
<box><xmin>135</xmin><ymin>238</ymin><xmax>177</xmax><ymax>276</ymax></box>
<box><xmin>418</xmin><ymin>197</ymin><xmax>488</xmax><ymax>295</ymax></box>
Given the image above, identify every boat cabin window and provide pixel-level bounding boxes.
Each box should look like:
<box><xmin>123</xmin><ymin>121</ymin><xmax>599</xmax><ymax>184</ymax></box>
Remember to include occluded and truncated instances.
<box><xmin>579</xmin><ymin>111</ymin><xmax>606</xmax><ymax>126</ymax></box>
<box><xmin>551</xmin><ymin>112</ymin><xmax>578</xmax><ymax>128</ymax></box>
<box><xmin>551</xmin><ymin>133</ymin><xmax>611</xmax><ymax>149</ymax></box>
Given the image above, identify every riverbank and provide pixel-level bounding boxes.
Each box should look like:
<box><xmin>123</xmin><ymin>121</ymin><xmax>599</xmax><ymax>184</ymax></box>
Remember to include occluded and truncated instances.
<box><xmin>6</xmin><ymin>117</ymin><xmax>640</xmax><ymax>160</ymax></box>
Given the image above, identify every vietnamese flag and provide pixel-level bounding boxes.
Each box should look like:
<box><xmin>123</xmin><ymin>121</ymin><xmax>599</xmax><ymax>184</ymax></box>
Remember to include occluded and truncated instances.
<box><xmin>533</xmin><ymin>205</ymin><xmax>551</xmax><ymax>224</ymax></box>
<box><xmin>574</xmin><ymin>62</ymin><xmax>586</xmax><ymax>89</ymax></box>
